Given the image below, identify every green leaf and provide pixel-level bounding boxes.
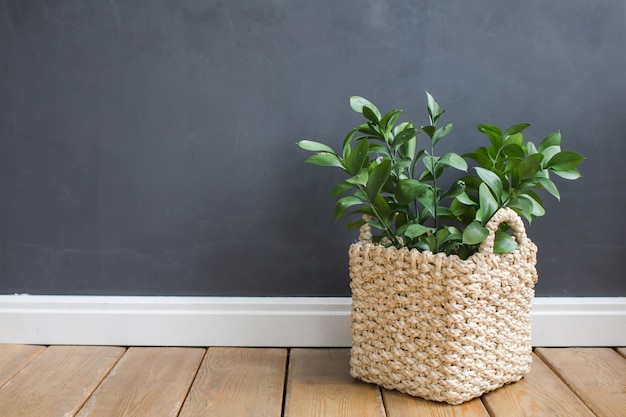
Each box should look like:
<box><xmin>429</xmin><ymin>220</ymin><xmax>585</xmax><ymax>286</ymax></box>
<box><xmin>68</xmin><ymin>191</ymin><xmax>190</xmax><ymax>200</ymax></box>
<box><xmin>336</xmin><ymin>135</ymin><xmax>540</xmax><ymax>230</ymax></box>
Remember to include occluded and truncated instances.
<box><xmin>392</xmin><ymin>126</ymin><xmax>417</xmax><ymax>148</ymax></box>
<box><xmin>432</xmin><ymin>122</ymin><xmax>453</xmax><ymax>145</ymax></box>
<box><xmin>441</xmin><ymin>180</ymin><xmax>466</xmax><ymax>199</ymax></box>
<box><xmin>478</xmin><ymin>124</ymin><xmax>503</xmax><ymax>149</ymax></box>
<box><xmin>552</xmin><ymin>168</ymin><xmax>582</xmax><ymax>180</ymax></box>
<box><xmin>507</xmin><ymin>196</ymin><xmax>534</xmax><ymax>222</ymax></box>
<box><xmin>502</xmin><ymin>143</ymin><xmax>525</xmax><ymax>159</ymax></box>
<box><xmin>395</xmin><ymin>179</ymin><xmax>430</xmax><ymax>205</ymax></box>
<box><xmin>494</xmin><ymin>230</ymin><xmax>519</xmax><ymax>253</ymax></box>
<box><xmin>342</xmin><ymin>127</ymin><xmax>359</xmax><ymax>159</ymax></box>
<box><xmin>438</xmin><ymin>152</ymin><xmax>468</xmax><ymax>172</ymax></box>
<box><xmin>297</xmin><ymin>140</ymin><xmax>336</xmax><ymax>154</ymax></box>
<box><xmin>347</xmin><ymin>219</ymin><xmax>367</xmax><ymax>230</ymax></box>
<box><xmin>404</xmin><ymin>224</ymin><xmax>436</xmax><ymax>239</ymax></box>
<box><xmin>463</xmin><ymin>149</ymin><xmax>492</xmax><ymax>168</ymax></box>
<box><xmin>455</xmin><ymin>191</ymin><xmax>477</xmax><ymax>206</ymax></box>
<box><xmin>520</xmin><ymin>192</ymin><xmax>545</xmax><ymax>217</ymax></box>
<box><xmin>399</xmin><ymin>136</ymin><xmax>417</xmax><ymax>159</ymax></box>
<box><xmin>345</xmin><ymin>139</ymin><xmax>370</xmax><ymax>175</ymax></box>
<box><xmin>463</xmin><ymin>221</ymin><xmax>489</xmax><ymax>245</ymax></box>
<box><xmin>416</xmin><ymin>187</ymin><xmax>436</xmax><ymax>217</ymax></box>
<box><xmin>475</xmin><ymin>167</ymin><xmax>503</xmax><ymax>201</ymax></box>
<box><xmin>350</xmin><ymin>96</ymin><xmax>381</xmax><ymax>120</ymax></box>
<box><xmin>518</xmin><ymin>154</ymin><xmax>544</xmax><ymax>180</ymax></box>
<box><xmin>504</xmin><ymin>123</ymin><xmax>530</xmax><ymax>139</ymax></box>
<box><xmin>372</xmin><ymin>194</ymin><xmax>392</xmax><ymax>220</ymax></box>
<box><xmin>362</xmin><ymin>106</ymin><xmax>380</xmax><ymax>123</ymax></box>
<box><xmin>366</xmin><ymin>158</ymin><xmax>392</xmax><ymax>202</ymax></box>
<box><xmin>540</xmin><ymin>145</ymin><xmax>561</xmax><ymax>167</ymax></box>
<box><xmin>345</xmin><ymin>169</ymin><xmax>368</xmax><ymax>186</ymax></box>
<box><xmin>425</xmin><ymin>91</ymin><xmax>443</xmax><ymax>125</ymax></box>
<box><xmin>304</xmin><ymin>153</ymin><xmax>344</xmax><ymax>168</ymax></box>
<box><xmin>380</xmin><ymin>109</ymin><xmax>403</xmax><ymax>131</ymax></box>
<box><xmin>334</xmin><ymin>196</ymin><xmax>364</xmax><ymax>220</ymax></box>
<box><xmin>536</xmin><ymin>177</ymin><xmax>560</xmax><ymax>200</ymax></box>
<box><xmin>330</xmin><ymin>182</ymin><xmax>354</xmax><ymax>196</ymax></box>
<box><xmin>422</xmin><ymin>155</ymin><xmax>439</xmax><ymax>176</ymax></box>
<box><xmin>538</xmin><ymin>131</ymin><xmax>561</xmax><ymax>152</ymax></box>
<box><xmin>546</xmin><ymin>151</ymin><xmax>585</xmax><ymax>171</ymax></box>
<box><xmin>478</xmin><ymin>182</ymin><xmax>498</xmax><ymax>223</ymax></box>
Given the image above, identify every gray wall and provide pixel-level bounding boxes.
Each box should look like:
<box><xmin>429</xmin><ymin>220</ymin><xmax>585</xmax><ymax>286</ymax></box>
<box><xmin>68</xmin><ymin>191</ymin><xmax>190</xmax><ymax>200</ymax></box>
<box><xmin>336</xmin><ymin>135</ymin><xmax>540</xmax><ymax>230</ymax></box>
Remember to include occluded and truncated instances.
<box><xmin>1</xmin><ymin>0</ymin><xmax>624</xmax><ymax>296</ymax></box>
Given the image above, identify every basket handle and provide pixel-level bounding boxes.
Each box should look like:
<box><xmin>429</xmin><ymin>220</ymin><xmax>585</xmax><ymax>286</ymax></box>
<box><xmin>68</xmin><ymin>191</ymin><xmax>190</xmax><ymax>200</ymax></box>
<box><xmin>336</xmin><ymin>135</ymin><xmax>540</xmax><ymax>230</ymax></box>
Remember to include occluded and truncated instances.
<box><xmin>478</xmin><ymin>207</ymin><xmax>529</xmax><ymax>254</ymax></box>
<box><xmin>358</xmin><ymin>216</ymin><xmax>373</xmax><ymax>243</ymax></box>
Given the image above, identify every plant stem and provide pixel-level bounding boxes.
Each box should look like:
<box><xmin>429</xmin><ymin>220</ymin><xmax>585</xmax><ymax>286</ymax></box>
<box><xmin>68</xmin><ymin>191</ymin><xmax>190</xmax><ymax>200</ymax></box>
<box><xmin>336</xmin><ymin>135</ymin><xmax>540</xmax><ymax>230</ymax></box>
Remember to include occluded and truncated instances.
<box><xmin>430</xmin><ymin>140</ymin><xmax>439</xmax><ymax>250</ymax></box>
<box><xmin>358</xmin><ymin>185</ymin><xmax>400</xmax><ymax>247</ymax></box>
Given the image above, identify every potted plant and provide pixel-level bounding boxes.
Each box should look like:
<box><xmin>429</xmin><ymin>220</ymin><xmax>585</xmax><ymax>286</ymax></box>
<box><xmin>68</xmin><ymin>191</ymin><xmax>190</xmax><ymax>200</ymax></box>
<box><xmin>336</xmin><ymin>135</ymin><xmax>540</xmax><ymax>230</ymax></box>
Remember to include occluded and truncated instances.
<box><xmin>296</xmin><ymin>92</ymin><xmax>584</xmax><ymax>404</ymax></box>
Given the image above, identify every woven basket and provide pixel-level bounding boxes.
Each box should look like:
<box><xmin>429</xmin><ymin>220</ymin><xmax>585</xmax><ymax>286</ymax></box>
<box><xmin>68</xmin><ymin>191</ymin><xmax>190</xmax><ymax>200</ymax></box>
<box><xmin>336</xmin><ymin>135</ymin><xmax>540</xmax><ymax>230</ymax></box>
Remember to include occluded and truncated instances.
<box><xmin>348</xmin><ymin>208</ymin><xmax>538</xmax><ymax>405</ymax></box>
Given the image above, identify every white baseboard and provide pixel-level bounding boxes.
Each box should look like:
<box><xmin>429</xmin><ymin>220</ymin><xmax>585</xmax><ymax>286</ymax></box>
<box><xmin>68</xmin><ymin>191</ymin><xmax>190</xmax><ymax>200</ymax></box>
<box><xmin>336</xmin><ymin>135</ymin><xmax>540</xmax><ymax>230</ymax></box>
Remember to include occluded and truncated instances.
<box><xmin>0</xmin><ymin>295</ymin><xmax>624</xmax><ymax>347</ymax></box>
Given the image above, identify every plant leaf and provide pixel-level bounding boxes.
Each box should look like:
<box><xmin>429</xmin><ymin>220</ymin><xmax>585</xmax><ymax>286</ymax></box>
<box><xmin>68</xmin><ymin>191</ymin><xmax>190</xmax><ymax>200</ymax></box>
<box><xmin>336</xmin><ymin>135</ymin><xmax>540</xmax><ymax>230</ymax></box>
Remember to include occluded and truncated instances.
<box><xmin>538</xmin><ymin>131</ymin><xmax>561</xmax><ymax>152</ymax></box>
<box><xmin>345</xmin><ymin>139</ymin><xmax>370</xmax><ymax>175</ymax></box>
<box><xmin>345</xmin><ymin>169</ymin><xmax>369</xmax><ymax>186</ymax></box>
<box><xmin>455</xmin><ymin>191</ymin><xmax>477</xmax><ymax>206</ymax></box>
<box><xmin>504</xmin><ymin>123</ymin><xmax>530</xmax><ymax>139</ymax></box>
<box><xmin>362</xmin><ymin>106</ymin><xmax>379</xmax><ymax>123</ymax></box>
<box><xmin>546</xmin><ymin>151</ymin><xmax>585</xmax><ymax>171</ymax></box>
<box><xmin>478</xmin><ymin>124</ymin><xmax>503</xmax><ymax>149</ymax></box>
<box><xmin>350</xmin><ymin>96</ymin><xmax>381</xmax><ymax>120</ymax></box>
<box><xmin>438</xmin><ymin>152</ymin><xmax>468</xmax><ymax>172</ymax></box>
<box><xmin>297</xmin><ymin>140</ymin><xmax>336</xmax><ymax>154</ymax></box>
<box><xmin>502</xmin><ymin>143</ymin><xmax>525</xmax><ymax>159</ymax></box>
<box><xmin>366</xmin><ymin>158</ymin><xmax>392</xmax><ymax>202</ymax></box>
<box><xmin>380</xmin><ymin>109</ymin><xmax>403</xmax><ymax>131</ymax></box>
<box><xmin>347</xmin><ymin>219</ymin><xmax>367</xmax><ymax>230</ymax></box>
<box><xmin>432</xmin><ymin>122</ymin><xmax>453</xmax><ymax>145</ymax></box>
<box><xmin>441</xmin><ymin>180</ymin><xmax>466</xmax><ymax>199</ymax></box>
<box><xmin>334</xmin><ymin>196</ymin><xmax>364</xmax><ymax>220</ymax></box>
<box><xmin>404</xmin><ymin>224</ymin><xmax>436</xmax><ymax>239</ymax></box>
<box><xmin>518</xmin><ymin>154</ymin><xmax>544</xmax><ymax>180</ymax></box>
<box><xmin>395</xmin><ymin>179</ymin><xmax>430</xmax><ymax>205</ymax></box>
<box><xmin>552</xmin><ymin>168</ymin><xmax>582</xmax><ymax>180</ymax></box>
<box><xmin>494</xmin><ymin>230</ymin><xmax>519</xmax><ymax>253</ymax></box>
<box><xmin>304</xmin><ymin>153</ymin><xmax>344</xmax><ymax>168</ymax></box>
<box><xmin>475</xmin><ymin>167</ymin><xmax>503</xmax><ymax>201</ymax></box>
<box><xmin>330</xmin><ymin>182</ymin><xmax>354</xmax><ymax>196</ymax></box>
<box><xmin>462</xmin><ymin>221</ymin><xmax>489</xmax><ymax>245</ymax></box>
<box><xmin>478</xmin><ymin>182</ymin><xmax>498</xmax><ymax>223</ymax></box>
<box><xmin>536</xmin><ymin>177</ymin><xmax>560</xmax><ymax>200</ymax></box>
<box><xmin>425</xmin><ymin>91</ymin><xmax>443</xmax><ymax>125</ymax></box>
<box><xmin>392</xmin><ymin>126</ymin><xmax>417</xmax><ymax>148</ymax></box>
<box><xmin>540</xmin><ymin>145</ymin><xmax>561</xmax><ymax>167</ymax></box>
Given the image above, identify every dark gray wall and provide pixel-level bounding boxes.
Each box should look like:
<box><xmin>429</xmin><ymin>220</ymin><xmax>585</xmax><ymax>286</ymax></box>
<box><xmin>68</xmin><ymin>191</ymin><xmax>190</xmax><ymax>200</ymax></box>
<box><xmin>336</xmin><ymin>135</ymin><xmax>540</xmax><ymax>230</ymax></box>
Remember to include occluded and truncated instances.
<box><xmin>1</xmin><ymin>0</ymin><xmax>624</xmax><ymax>296</ymax></box>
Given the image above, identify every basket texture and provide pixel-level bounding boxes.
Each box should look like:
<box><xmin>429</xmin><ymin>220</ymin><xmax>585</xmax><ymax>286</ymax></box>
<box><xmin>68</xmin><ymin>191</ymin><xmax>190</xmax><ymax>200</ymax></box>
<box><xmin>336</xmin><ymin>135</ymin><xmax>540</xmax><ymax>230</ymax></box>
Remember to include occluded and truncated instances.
<box><xmin>348</xmin><ymin>208</ymin><xmax>538</xmax><ymax>405</ymax></box>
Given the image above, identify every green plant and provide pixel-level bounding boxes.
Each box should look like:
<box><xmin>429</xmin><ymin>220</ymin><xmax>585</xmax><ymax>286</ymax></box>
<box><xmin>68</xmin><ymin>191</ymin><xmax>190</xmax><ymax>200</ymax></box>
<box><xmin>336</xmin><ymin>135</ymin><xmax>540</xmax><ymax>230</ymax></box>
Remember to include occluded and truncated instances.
<box><xmin>297</xmin><ymin>92</ymin><xmax>584</xmax><ymax>259</ymax></box>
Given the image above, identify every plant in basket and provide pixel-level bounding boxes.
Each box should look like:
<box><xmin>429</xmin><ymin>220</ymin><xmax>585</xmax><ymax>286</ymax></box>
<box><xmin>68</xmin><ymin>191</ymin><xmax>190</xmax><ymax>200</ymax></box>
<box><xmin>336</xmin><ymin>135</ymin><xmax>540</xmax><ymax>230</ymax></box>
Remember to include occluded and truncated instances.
<box><xmin>296</xmin><ymin>92</ymin><xmax>584</xmax><ymax>404</ymax></box>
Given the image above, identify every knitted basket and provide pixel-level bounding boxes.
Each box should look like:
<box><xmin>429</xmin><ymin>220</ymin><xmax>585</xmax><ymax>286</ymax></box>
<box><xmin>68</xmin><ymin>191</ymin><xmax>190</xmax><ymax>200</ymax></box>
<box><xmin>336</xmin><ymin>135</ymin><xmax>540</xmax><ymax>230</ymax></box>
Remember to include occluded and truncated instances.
<box><xmin>348</xmin><ymin>208</ymin><xmax>538</xmax><ymax>405</ymax></box>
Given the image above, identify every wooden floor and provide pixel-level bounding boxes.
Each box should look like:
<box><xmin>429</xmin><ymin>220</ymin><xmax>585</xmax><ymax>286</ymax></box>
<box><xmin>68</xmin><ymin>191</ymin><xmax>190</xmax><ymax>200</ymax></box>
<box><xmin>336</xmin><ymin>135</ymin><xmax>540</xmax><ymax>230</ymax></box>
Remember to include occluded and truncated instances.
<box><xmin>0</xmin><ymin>346</ymin><xmax>624</xmax><ymax>417</ymax></box>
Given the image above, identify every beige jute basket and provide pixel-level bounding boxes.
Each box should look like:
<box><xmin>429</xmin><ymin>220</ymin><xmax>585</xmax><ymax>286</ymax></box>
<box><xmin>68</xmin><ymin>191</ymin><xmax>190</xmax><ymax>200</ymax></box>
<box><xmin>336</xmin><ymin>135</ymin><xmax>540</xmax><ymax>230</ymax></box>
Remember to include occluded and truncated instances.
<box><xmin>348</xmin><ymin>208</ymin><xmax>538</xmax><ymax>405</ymax></box>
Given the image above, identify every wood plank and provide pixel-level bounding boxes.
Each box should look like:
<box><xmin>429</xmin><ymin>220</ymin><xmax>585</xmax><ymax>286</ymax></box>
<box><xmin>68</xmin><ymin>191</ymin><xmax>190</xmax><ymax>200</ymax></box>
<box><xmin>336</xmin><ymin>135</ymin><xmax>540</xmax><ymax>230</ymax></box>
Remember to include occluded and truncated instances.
<box><xmin>284</xmin><ymin>348</ymin><xmax>385</xmax><ymax>417</ymax></box>
<box><xmin>616</xmin><ymin>347</ymin><xmax>626</xmax><ymax>359</ymax></box>
<box><xmin>536</xmin><ymin>347</ymin><xmax>626</xmax><ymax>417</ymax></box>
<box><xmin>179</xmin><ymin>347</ymin><xmax>286</xmax><ymax>417</ymax></box>
<box><xmin>482</xmin><ymin>352</ymin><xmax>595</xmax><ymax>417</ymax></box>
<box><xmin>382</xmin><ymin>389</ymin><xmax>491</xmax><ymax>417</ymax></box>
<box><xmin>0</xmin><ymin>345</ymin><xmax>46</xmax><ymax>388</ymax></box>
<box><xmin>76</xmin><ymin>347</ymin><xmax>204</xmax><ymax>417</ymax></box>
<box><xmin>0</xmin><ymin>345</ymin><xmax>124</xmax><ymax>417</ymax></box>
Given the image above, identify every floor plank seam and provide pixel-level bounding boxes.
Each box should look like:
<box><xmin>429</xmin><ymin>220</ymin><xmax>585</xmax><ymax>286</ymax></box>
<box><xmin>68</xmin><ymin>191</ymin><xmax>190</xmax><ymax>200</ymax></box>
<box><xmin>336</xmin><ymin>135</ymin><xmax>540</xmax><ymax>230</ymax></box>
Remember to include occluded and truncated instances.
<box><xmin>72</xmin><ymin>346</ymin><xmax>128</xmax><ymax>417</ymax></box>
<box><xmin>280</xmin><ymin>348</ymin><xmax>291</xmax><ymax>417</ymax></box>
<box><xmin>176</xmin><ymin>347</ymin><xmax>208</xmax><ymax>417</ymax></box>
